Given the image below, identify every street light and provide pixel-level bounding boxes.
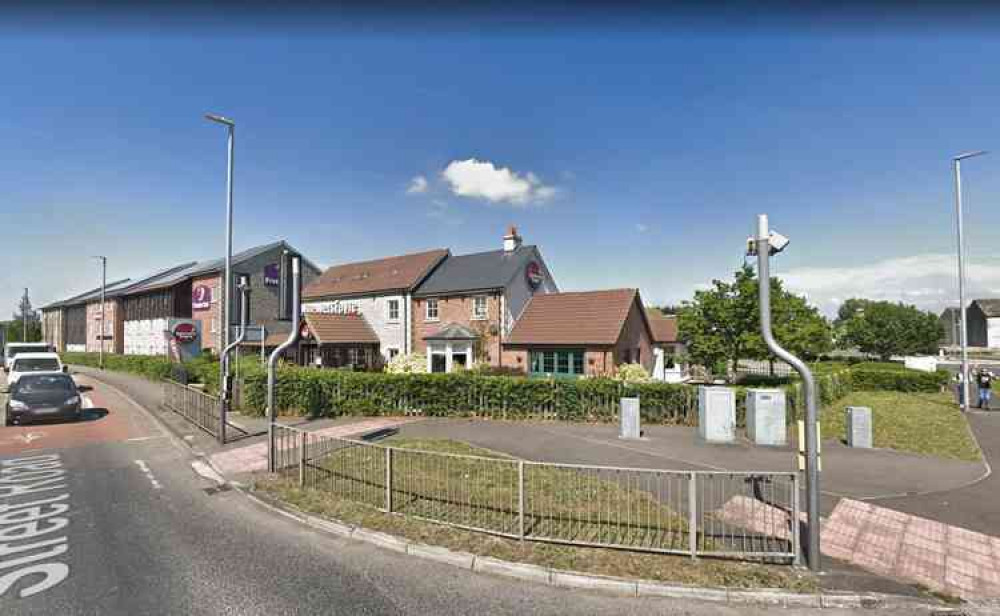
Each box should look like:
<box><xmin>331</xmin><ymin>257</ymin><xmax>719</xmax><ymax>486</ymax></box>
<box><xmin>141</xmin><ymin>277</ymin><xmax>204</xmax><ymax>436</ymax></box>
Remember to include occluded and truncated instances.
<box><xmin>205</xmin><ymin>112</ymin><xmax>235</xmax><ymax>444</ymax></box>
<box><xmin>749</xmin><ymin>215</ymin><xmax>821</xmax><ymax>571</ymax></box>
<box><xmin>952</xmin><ymin>150</ymin><xmax>988</xmax><ymax>412</ymax></box>
<box><xmin>91</xmin><ymin>256</ymin><xmax>107</xmax><ymax>369</ymax></box>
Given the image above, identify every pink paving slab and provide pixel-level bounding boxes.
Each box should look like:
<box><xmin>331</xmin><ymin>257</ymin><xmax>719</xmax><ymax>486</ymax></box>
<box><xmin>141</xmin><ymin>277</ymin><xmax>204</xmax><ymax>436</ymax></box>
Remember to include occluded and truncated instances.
<box><xmin>210</xmin><ymin>417</ymin><xmax>422</xmax><ymax>476</ymax></box>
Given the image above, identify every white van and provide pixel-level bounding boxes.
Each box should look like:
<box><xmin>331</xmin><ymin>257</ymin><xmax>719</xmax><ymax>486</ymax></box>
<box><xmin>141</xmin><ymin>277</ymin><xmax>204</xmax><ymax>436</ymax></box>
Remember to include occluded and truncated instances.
<box><xmin>6</xmin><ymin>352</ymin><xmax>66</xmax><ymax>387</ymax></box>
<box><xmin>3</xmin><ymin>342</ymin><xmax>55</xmax><ymax>372</ymax></box>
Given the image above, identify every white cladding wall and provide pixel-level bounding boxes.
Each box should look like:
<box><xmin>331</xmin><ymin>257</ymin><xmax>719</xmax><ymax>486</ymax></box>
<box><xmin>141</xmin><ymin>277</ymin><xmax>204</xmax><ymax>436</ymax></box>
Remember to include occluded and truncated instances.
<box><xmin>989</xmin><ymin>318</ymin><xmax>1000</xmax><ymax>349</ymax></box>
<box><xmin>124</xmin><ymin>319</ymin><xmax>169</xmax><ymax>356</ymax></box>
<box><xmin>303</xmin><ymin>295</ymin><xmax>406</xmax><ymax>360</ymax></box>
<box><xmin>503</xmin><ymin>249</ymin><xmax>558</xmax><ymax>336</ymax></box>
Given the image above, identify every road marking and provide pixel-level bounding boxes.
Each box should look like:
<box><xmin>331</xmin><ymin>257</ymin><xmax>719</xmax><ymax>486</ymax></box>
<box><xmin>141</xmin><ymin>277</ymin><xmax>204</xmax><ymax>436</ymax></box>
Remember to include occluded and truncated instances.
<box><xmin>0</xmin><ymin>453</ymin><xmax>71</xmax><ymax>599</ymax></box>
<box><xmin>124</xmin><ymin>436</ymin><xmax>167</xmax><ymax>443</ymax></box>
<box><xmin>190</xmin><ymin>460</ymin><xmax>225</xmax><ymax>485</ymax></box>
<box><xmin>134</xmin><ymin>460</ymin><xmax>162</xmax><ymax>490</ymax></box>
<box><xmin>6</xmin><ymin>433</ymin><xmax>46</xmax><ymax>445</ymax></box>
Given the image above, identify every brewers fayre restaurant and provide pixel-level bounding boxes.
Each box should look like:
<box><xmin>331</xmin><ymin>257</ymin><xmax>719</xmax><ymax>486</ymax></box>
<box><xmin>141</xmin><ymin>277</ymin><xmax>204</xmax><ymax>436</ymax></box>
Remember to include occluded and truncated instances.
<box><xmin>41</xmin><ymin>240</ymin><xmax>321</xmax><ymax>358</ymax></box>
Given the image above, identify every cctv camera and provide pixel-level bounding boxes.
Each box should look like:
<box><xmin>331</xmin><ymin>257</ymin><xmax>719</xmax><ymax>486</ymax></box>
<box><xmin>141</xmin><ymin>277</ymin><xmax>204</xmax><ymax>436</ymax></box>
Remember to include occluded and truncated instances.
<box><xmin>768</xmin><ymin>231</ymin><xmax>790</xmax><ymax>254</ymax></box>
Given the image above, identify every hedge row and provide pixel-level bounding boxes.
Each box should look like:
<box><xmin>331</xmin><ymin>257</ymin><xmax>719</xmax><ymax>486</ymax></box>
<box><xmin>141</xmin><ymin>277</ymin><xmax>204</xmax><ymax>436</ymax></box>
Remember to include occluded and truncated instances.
<box><xmin>61</xmin><ymin>352</ymin><xmax>250</xmax><ymax>394</ymax></box>
<box><xmin>241</xmin><ymin>367</ymin><xmax>702</xmax><ymax>425</ymax></box>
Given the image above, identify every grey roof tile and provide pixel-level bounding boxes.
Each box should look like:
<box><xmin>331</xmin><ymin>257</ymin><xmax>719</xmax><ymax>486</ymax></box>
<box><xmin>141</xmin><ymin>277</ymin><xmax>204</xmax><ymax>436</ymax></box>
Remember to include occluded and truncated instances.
<box><xmin>413</xmin><ymin>246</ymin><xmax>538</xmax><ymax>296</ymax></box>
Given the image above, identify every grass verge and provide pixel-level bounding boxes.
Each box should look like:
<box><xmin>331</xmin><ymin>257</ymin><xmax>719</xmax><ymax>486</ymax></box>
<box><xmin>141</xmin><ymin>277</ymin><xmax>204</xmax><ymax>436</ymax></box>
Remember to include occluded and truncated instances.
<box><xmin>251</xmin><ymin>437</ymin><xmax>816</xmax><ymax>592</ymax></box>
<box><xmin>820</xmin><ymin>391</ymin><xmax>981</xmax><ymax>462</ymax></box>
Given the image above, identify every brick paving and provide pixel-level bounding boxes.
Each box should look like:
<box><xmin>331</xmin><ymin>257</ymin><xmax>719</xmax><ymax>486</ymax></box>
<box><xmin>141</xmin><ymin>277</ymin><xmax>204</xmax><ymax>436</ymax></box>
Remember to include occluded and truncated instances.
<box><xmin>822</xmin><ymin>498</ymin><xmax>1000</xmax><ymax>600</ymax></box>
<box><xmin>210</xmin><ymin>417</ymin><xmax>422</xmax><ymax>475</ymax></box>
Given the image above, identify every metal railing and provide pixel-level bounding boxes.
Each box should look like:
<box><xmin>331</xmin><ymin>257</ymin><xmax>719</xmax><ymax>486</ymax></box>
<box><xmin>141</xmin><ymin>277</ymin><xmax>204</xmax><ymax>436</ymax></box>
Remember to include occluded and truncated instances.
<box><xmin>272</xmin><ymin>424</ymin><xmax>799</xmax><ymax>563</ymax></box>
<box><xmin>162</xmin><ymin>380</ymin><xmax>221</xmax><ymax>438</ymax></box>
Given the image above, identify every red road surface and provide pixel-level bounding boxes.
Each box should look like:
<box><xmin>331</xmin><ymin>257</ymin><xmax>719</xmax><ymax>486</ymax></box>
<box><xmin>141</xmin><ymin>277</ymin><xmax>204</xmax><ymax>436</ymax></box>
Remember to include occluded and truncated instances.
<box><xmin>0</xmin><ymin>375</ymin><xmax>161</xmax><ymax>455</ymax></box>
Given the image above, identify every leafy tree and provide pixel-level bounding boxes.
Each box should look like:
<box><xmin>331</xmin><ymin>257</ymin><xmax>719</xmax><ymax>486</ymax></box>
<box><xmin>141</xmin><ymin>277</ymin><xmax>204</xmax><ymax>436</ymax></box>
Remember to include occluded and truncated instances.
<box><xmin>840</xmin><ymin>300</ymin><xmax>942</xmax><ymax>360</ymax></box>
<box><xmin>4</xmin><ymin>291</ymin><xmax>42</xmax><ymax>343</ymax></box>
<box><xmin>677</xmin><ymin>265</ymin><xmax>832</xmax><ymax>376</ymax></box>
<box><xmin>649</xmin><ymin>304</ymin><xmax>681</xmax><ymax>316</ymax></box>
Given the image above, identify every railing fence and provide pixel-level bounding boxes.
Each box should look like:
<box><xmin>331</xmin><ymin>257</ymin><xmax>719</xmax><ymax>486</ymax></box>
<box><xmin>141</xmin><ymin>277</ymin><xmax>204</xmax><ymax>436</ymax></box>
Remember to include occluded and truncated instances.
<box><xmin>271</xmin><ymin>423</ymin><xmax>799</xmax><ymax>564</ymax></box>
<box><xmin>162</xmin><ymin>380</ymin><xmax>221</xmax><ymax>438</ymax></box>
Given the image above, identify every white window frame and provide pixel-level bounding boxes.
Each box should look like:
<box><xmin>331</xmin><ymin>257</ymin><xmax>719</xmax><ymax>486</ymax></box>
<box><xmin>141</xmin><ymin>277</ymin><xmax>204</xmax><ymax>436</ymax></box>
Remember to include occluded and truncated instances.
<box><xmin>472</xmin><ymin>295</ymin><xmax>488</xmax><ymax>320</ymax></box>
<box><xmin>425</xmin><ymin>298</ymin><xmax>439</xmax><ymax>322</ymax></box>
<box><xmin>387</xmin><ymin>299</ymin><xmax>400</xmax><ymax>323</ymax></box>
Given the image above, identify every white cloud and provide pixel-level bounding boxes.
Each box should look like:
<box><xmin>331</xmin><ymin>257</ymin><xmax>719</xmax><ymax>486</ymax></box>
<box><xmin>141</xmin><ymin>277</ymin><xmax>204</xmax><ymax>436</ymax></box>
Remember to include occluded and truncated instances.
<box><xmin>777</xmin><ymin>253</ymin><xmax>1000</xmax><ymax>317</ymax></box>
<box><xmin>441</xmin><ymin>158</ymin><xmax>556</xmax><ymax>206</ymax></box>
<box><xmin>636</xmin><ymin>223</ymin><xmax>649</xmax><ymax>234</ymax></box>
<box><xmin>406</xmin><ymin>175</ymin><xmax>428</xmax><ymax>195</ymax></box>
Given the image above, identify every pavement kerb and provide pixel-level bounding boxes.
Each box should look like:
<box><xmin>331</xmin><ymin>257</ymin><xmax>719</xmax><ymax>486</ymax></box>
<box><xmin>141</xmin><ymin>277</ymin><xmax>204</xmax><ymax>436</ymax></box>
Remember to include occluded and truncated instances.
<box><xmin>237</xmin><ymin>485</ymin><xmax>953</xmax><ymax>612</ymax></box>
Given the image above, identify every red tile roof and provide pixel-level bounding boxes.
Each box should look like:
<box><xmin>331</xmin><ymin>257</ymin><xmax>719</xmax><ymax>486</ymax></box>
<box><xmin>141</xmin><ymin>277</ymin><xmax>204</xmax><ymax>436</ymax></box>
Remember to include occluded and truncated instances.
<box><xmin>648</xmin><ymin>314</ymin><xmax>678</xmax><ymax>344</ymax></box>
<box><xmin>302</xmin><ymin>312</ymin><xmax>379</xmax><ymax>345</ymax></box>
<box><xmin>506</xmin><ymin>289</ymin><xmax>647</xmax><ymax>346</ymax></box>
<box><xmin>303</xmin><ymin>249</ymin><xmax>448</xmax><ymax>299</ymax></box>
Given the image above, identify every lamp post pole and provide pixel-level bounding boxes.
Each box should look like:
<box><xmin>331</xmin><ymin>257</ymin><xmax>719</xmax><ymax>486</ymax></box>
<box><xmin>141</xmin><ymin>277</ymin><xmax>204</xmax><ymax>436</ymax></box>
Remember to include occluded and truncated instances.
<box><xmin>952</xmin><ymin>150</ymin><xmax>988</xmax><ymax>412</ymax></box>
<box><xmin>206</xmin><ymin>113</ymin><xmax>235</xmax><ymax>442</ymax></box>
<box><xmin>91</xmin><ymin>257</ymin><xmax>107</xmax><ymax>369</ymax></box>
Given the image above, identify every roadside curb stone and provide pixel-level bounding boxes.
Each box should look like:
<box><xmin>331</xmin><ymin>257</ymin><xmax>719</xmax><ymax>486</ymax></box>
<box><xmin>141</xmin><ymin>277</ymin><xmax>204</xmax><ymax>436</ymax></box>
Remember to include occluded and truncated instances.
<box><xmin>239</xmin><ymin>485</ymin><xmax>954</xmax><ymax>611</ymax></box>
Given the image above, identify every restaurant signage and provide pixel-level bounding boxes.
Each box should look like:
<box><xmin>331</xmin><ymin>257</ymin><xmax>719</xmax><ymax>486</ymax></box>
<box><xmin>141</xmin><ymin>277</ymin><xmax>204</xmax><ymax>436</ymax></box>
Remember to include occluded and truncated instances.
<box><xmin>172</xmin><ymin>322</ymin><xmax>197</xmax><ymax>343</ymax></box>
<box><xmin>525</xmin><ymin>261</ymin><xmax>543</xmax><ymax>290</ymax></box>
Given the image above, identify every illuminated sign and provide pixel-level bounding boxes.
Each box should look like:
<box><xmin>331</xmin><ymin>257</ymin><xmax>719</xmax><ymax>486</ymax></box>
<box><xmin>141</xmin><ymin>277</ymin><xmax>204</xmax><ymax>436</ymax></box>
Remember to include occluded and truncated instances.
<box><xmin>525</xmin><ymin>261</ymin><xmax>543</xmax><ymax>290</ymax></box>
<box><xmin>192</xmin><ymin>285</ymin><xmax>213</xmax><ymax>311</ymax></box>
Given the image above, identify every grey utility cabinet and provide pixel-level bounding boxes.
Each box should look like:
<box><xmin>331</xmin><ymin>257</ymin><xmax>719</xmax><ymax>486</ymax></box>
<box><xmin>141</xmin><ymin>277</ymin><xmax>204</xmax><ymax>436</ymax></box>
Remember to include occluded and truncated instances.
<box><xmin>746</xmin><ymin>389</ymin><xmax>787</xmax><ymax>446</ymax></box>
<box><xmin>845</xmin><ymin>406</ymin><xmax>873</xmax><ymax>448</ymax></box>
<box><xmin>619</xmin><ymin>397</ymin><xmax>641</xmax><ymax>439</ymax></box>
<box><xmin>698</xmin><ymin>386</ymin><xmax>736</xmax><ymax>443</ymax></box>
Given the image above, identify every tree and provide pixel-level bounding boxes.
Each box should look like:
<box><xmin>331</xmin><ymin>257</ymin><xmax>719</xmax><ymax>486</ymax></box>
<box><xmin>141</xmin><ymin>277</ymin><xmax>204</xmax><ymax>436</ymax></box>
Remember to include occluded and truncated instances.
<box><xmin>839</xmin><ymin>300</ymin><xmax>942</xmax><ymax>360</ymax></box>
<box><xmin>677</xmin><ymin>265</ymin><xmax>832</xmax><ymax>376</ymax></box>
<box><xmin>5</xmin><ymin>290</ymin><xmax>42</xmax><ymax>343</ymax></box>
<box><xmin>649</xmin><ymin>304</ymin><xmax>681</xmax><ymax>316</ymax></box>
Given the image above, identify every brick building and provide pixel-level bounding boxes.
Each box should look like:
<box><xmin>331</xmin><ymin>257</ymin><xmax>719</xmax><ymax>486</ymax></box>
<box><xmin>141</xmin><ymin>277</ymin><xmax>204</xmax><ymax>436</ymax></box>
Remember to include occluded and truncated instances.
<box><xmin>301</xmin><ymin>248</ymin><xmax>448</xmax><ymax>367</ymax></box>
<box><xmin>42</xmin><ymin>240</ymin><xmax>320</xmax><ymax>357</ymax></box>
<box><xmin>504</xmin><ymin>289</ymin><xmax>654</xmax><ymax>377</ymax></box>
<box><xmin>412</xmin><ymin>227</ymin><xmax>558</xmax><ymax>373</ymax></box>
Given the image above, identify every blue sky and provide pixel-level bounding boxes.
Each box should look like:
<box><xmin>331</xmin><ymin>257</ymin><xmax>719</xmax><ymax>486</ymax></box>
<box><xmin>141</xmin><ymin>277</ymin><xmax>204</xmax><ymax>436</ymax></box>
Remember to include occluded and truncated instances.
<box><xmin>3</xmin><ymin>18</ymin><xmax>1000</xmax><ymax>318</ymax></box>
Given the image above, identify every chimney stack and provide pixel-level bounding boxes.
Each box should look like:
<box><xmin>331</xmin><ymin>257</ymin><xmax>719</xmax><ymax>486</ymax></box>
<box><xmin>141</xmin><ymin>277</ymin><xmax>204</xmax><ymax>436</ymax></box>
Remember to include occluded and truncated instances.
<box><xmin>503</xmin><ymin>225</ymin><xmax>522</xmax><ymax>252</ymax></box>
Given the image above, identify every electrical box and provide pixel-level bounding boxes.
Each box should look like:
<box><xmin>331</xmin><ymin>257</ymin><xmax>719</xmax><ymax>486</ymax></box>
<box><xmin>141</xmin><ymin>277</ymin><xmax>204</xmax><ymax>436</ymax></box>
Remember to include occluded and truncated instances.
<box><xmin>698</xmin><ymin>386</ymin><xmax>735</xmax><ymax>443</ymax></box>
<box><xmin>845</xmin><ymin>406</ymin><xmax>873</xmax><ymax>448</ymax></box>
<box><xmin>619</xmin><ymin>397</ymin><xmax>640</xmax><ymax>440</ymax></box>
<box><xmin>746</xmin><ymin>389</ymin><xmax>787</xmax><ymax>446</ymax></box>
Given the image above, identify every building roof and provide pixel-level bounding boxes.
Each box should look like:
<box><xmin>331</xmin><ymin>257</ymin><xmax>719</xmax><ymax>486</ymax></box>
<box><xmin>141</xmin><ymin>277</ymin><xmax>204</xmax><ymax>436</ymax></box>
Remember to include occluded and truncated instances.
<box><xmin>413</xmin><ymin>245</ymin><xmax>539</xmax><ymax>297</ymax></box>
<box><xmin>184</xmin><ymin>240</ymin><xmax>321</xmax><ymax>279</ymax></box>
<box><xmin>423</xmin><ymin>322</ymin><xmax>479</xmax><ymax>341</ymax></box>
<box><xmin>506</xmin><ymin>288</ymin><xmax>649</xmax><ymax>346</ymax></box>
<box><xmin>302</xmin><ymin>312</ymin><xmax>380</xmax><ymax>345</ymax></box>
<box><xmin>41</xmin><ymin>279</ymin><xmax>132</xmax><ymax>310</ymax></box>
<box><xmin>973</xmin><ymin>299</ymin><xmax>1000</xmax><ymax>318</ymax></box>
<box><xmin>108</xmin><ymin>262</ymin><xmax>198</xmax><ymax>298</ymax></box>
<box><xmin>303</xmin><ymin>249</ymin><xmax>449</xmax><ymax>300</ymax></box>
<box><xmin>648</xmin><ymin>314</ymin><xmax>679</xmax><ymax>344</ymax></box>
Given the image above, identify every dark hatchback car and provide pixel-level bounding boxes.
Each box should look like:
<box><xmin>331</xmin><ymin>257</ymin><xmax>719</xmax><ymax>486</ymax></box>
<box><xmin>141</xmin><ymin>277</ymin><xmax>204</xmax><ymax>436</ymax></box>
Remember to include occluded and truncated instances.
<box><xmin>5</xmin><ymin>373</ymin><xmax>82</xmax><ymax>425</ymax></box>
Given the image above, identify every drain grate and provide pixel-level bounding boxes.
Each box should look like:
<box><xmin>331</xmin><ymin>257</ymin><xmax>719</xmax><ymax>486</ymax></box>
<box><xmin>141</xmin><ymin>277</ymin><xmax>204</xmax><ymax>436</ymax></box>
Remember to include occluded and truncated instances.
<box><xmin>202</xmin><ymin>484</ymin><xmax>232</xmax><ymax>496</ymax></box>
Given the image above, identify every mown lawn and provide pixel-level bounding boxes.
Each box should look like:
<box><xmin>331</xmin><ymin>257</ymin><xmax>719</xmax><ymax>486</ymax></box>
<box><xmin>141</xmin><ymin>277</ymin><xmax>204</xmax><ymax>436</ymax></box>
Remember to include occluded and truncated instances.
<box><xmin>252</xmin><ymin>437</ymin><xmax>816</xmax><ymax>592</ymax></box>
<box><xmin>819</xmin><ymin>391</ymin><xmax>981</xmax><ymax>462</ymax></box>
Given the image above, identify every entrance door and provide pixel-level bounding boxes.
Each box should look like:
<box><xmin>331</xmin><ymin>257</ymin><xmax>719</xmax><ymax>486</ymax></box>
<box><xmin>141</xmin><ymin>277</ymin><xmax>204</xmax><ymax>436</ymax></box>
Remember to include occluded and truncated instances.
<box><xmin>431</xmin><ymin>354</ymin><xmax>447</xmax><ymax>373</ymax></box>
<box><xmin>453</xmin><ymin>352</ymin><xmax>468</xmax><ymax>370</ymax></box>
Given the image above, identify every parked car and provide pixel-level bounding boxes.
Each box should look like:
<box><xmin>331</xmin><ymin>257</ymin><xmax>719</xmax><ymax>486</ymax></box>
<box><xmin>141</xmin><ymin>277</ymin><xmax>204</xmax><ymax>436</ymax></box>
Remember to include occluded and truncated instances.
<box><xmin>6</xmin><ymin>352</ymin><xmax>66</xmax><ymax>387</ymax></box>
<box><xmin>3</xmin><ymin>342</ymin><xmax>55</xmax><ymax>372</ymax></box>
<box><xmin>4</xmin><ymin>373</ymin><xmax>82</xmax><ymax>425</ymax></box>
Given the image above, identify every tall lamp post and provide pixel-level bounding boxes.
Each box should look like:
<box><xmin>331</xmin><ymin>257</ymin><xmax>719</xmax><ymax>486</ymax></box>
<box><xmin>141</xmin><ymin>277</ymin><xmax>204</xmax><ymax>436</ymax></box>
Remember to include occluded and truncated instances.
<box><xmin>91</xmin><ymin>256</ymin><xmax>107</xmax><ymax>369</ymax></box>
<box><xmin>952</xmin><ymin>150</ymin><xmax>988</xmax><ymax>412</ymax></box>
<box><xmin>205</xmin><ymin>112</ymin><xmax>235</xmax><ymax>444</ymax></box>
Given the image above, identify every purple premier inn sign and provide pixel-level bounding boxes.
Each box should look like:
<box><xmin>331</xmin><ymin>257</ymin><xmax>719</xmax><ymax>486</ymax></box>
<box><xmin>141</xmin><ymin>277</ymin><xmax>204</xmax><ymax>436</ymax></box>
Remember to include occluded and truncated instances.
<box><xmin>264</xmin><ymin>263</ymin><xmax>280</xmax><ymax>286</ymax></box>
<box><xmin>192</xmin><ymin>285</ymin><xmax>213</xmax><ymax>311</ymax></box>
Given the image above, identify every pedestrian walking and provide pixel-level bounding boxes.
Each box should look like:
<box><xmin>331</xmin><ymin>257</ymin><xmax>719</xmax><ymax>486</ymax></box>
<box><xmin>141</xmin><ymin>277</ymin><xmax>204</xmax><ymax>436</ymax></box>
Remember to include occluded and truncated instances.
<box><xmin>977</xmin><ymin>369</ymin><xmax>993</xmax><ymax>409</ymax></box>
<box><xmin>956</xmin><ymin>370</ymin><xmax>966</xmax><ymax>406</ymax></box>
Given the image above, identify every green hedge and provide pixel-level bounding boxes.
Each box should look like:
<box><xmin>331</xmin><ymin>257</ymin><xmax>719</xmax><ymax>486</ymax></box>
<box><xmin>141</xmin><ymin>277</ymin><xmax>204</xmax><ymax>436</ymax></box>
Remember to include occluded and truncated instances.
<box><xmin>242</xmin><ymin>366</ymin><xmax>700</xmax><ymax>425</ymax></box>
<box><xmin>61</xmin><ymin>352</ymin><xmax>264</xmax><ymax>394</ymax></box>
<box><xmin>848</xmin><ymin>366</ymin><xmax>950</xmax><ymax>392</ymax></box>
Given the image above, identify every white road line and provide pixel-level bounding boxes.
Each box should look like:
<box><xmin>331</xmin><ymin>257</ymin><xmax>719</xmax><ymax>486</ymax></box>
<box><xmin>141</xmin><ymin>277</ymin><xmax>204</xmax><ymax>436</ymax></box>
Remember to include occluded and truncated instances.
<box><xmin>190</xmin><ymin>460</ymin><xmax>225</xmax><ymax>485</ymax></box>
<box><xmin>134</xmin><ymin>459</ymin><xmax>162</xmax><ymax>490</ymax></box>
<box><xmin>125</xmin><ymin>435</ymin><xmax>168</xmax><ymax>443</ymax></box>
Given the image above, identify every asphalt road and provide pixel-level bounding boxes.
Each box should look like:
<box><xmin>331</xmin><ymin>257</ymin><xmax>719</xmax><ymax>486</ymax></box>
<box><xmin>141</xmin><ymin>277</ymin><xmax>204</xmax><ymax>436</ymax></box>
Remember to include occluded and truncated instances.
<box><xmin>0</xmin><ymin>375</ymin><xmax>953</xmax><ymax>615</ymax></box>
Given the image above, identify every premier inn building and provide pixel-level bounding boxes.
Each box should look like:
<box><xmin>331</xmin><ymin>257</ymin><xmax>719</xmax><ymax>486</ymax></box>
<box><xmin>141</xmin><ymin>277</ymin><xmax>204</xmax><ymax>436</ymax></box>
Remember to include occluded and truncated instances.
<box><xmin>42</xmin><ymin>240</ymin><xmax>320</xmax><ymax>357</ymax></box>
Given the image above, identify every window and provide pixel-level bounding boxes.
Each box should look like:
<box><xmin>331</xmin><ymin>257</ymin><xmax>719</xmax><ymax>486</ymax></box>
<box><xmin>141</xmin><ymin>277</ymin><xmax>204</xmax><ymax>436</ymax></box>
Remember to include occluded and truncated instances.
<box><xmin>530</xmin><ymin>350</ymin><xmax>585</xmax><ymax>377</ymax></box>
<box><xmin>472</xmin><ymin>296</ymin><xmax>488</xmax><ymax>320</ymax></box>
<box><xmin>387</xmin><ymin>299</ymin><xmax>400</xmax><ymax>322</ymax></box>
<box><xmin>425</xmin><ymin>299</ymin><xmax>439</xmax><ymax>321</ymax></box>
